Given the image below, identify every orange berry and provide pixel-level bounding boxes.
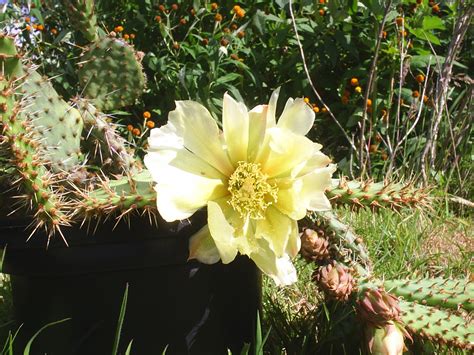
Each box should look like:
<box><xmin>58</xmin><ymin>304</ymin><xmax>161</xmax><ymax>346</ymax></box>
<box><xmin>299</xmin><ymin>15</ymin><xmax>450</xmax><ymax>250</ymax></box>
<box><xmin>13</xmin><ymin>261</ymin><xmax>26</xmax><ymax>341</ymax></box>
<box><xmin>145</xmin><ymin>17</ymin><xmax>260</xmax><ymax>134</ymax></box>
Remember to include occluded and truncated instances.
<box><xmin>230</xmin><ymin>53</ymin><xmax>239</xmax><ymax>60</ymax></box>
<box><xmin>355</xmin><ymin>86</ymin><xmax>362</xmax><ymax>94</ymax></box>
<box><xmin>223</xmin><ymin>27</ymin><xmax>231</xmax><ymax>33</ymax></box>
<box><xmin>231</xmin><ymin>23</ymin><xmax>238</xmax><ymax>30</ymax></box>
<box><xmin>369</xmin><ymin>144</ymin><xmax>378</xmax><ymax>153</ymax></box>
<box><xmin>313</xmin><ymin>106</ymin><xmax>320</xmax><ymax>113</ymax></box>
<box><xmin>180</xmin><ymin>18</ymin><xmax>187</xmax><ymax>25</ymax></box>
<box><xmin>220</xmin><ymin>38</ymin><xmax>229</xmax><ymax>46</ymax></box>
<box><xmin>171</xmin><ymin>3</ymin><xmax>178</xmax><ymax>11</ymax></box>
<box><xmin>423</xmin><ymin>95</ymin><xmax>429</xmax><ymax>103</ymax></box>
<box><xmin>432</xmin><ymin>4</ymin><xmax>440</xmax><ymax>13</ymax></box>
<box><xmin>146</xmin><ymin>120</ymin><xmax>155</xmax><ymax>129</ymax></box>
<box><xmin>367</xmin><ymin>99</ymin><xmax>372</xmax><ymax>107</ymax></box>
<box><xmin>123</xmin><ymin>34</ymin><xmax>130</xmax><ymax>40</ymax></box>
<box><xmin>25</xmin><ymin>17</ymin><xmax>30</xmax><ymax>23</ymax></box>
<box><xmin>143</xmin><ymin>111</ymin><xmax>151</xmax><ymax>119</ymax></box>
<box><xmin>51</xmin><ymin>28</ymin><xmax>58</xmax><ymax>35</ymax></box>
<box><xmin>173</xmin><ymin>42</ymin><xmax>180</xmax><ymax>49</ymax></box>
<box><xmin>399</xmin><ymin>30</ymin><xmax>407</xmax><ymax>37</ymax></box>
<box><xmin>25</xmin><ymin>25</ymin><xmax>31</xmax><ymax>31</ymax></box>
<box><xmin>190</xmin><ymin>8</ymin><xmax>196</xmax><ymax>16</ymax></box>
<box><xmin>201</xmin><ymin>38</ymin><xmax>209</xmax><ymax>45</ymax></box>
<box><xmin>114</xmin><ymin>25</ymin><xmax>124</xmax><ymax>32</ymax></box>
<box><xmin>130</xmin><ymin>33</ymin><xmax>135</xmax><ymax>39</ymax></box>
<box><xmin>155</xmin><ymin>15</ymin><xmax>162</xmax><ymax>22</ymax></box>
<box><xmin>319</xmin><ymin>0</ymin><xmax>325</xmax><ymax>3</ymax></box>
<box><xmin>215</xmin><ymin>13</ymin><xmax>223</xmax><ymax>22</ymax></box>
<box><xmin>237</xmin><ymin>31</ymin><xmax>245</xmax><ymax>39</ymax></box>
<box><xmin>304</xmin><ymin>97</ymin><xmax>310</xmax><ymax>104</ymax></box>
<box><xmin>396</xmin><ymin>17</ymin><xmax>404</xmax><ymax>26</ymax></box>
<box><xmin>211</xmin><ymin>3</ymin><xmax>218</xmax><ymax>11</ymax></box>
<box><xmin>236</xmin><ymin>9</ymin><xmax>245</xmax><ymax>18</ymax></box>
<box><xmin>33</xmin><ymin>24</ymin><xmax>38</xmax><ymax>30</ymax></box>
<box><xmin>382</xmin><ymin>31</ymin><xmax>387</xmax><ymax>39</ymax></box>
<box><xmin>416</xmin><ymin>74</ymin><xmax>425</xmax><ymax>83</ymax></box>
<box><xmin>318</xmin><ymin>9</ymin><xmax>325</xmax><ymax>16</ymax></box>
<box><xmin>36</xmin><ymin>24</ymin><xmax>44</xmax><ymax>31</ymax></box>
<box><xmin>233</xmin><ymin>5</ymin><xmax>241</xmax><ymax>13</ymax></box>
<box><xmin>321</xmin><ymin>107</ymin><xmax>327</xmax><ymax>113</ymax></box>
<box><xmin>132</xmin><ymin>128</ymin><xmax>141</xmax><ymax>136</ymax></box>
<box><xmin>158</xmin><ymin>4</ymin><xmax>165</xmax><ymax>12</ymax></box>
<box><xmin>350</xmin><ymin>77</ymin><xmax>359</xmax><ymax>86</ymax></box>
<box><xmin>412</xmin><ymin>90</ymin><xmax>420</xmax><ymax>98</ymax></box>
<box><xmin>381</xmin><ymin>151</ymin><xmax>388</xmax><ymax>160</ymax></box>
<box><xmin>127</xmin><ymin>124</ymin><xmax>133</xmax><ymax>132</ymax></box>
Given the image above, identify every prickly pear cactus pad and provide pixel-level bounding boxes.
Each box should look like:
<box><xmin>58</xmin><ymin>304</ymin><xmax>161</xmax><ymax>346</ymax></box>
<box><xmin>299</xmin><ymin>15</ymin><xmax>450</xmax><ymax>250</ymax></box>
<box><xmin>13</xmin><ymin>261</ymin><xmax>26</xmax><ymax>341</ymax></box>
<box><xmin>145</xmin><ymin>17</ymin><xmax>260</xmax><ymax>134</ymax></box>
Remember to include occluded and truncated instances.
<box><xmin>77</xmin><ymin>37</ymin><xmax>146</xmax><ymax>111</ymax></box>
<box><xmin>20</xmin><ymin>70</ymin><xmax>83</xmax><ymax>171</ymax></box>
<box><xmin>399</xmin><ymin>301</ymin><xmax>474</xmax><ymax>350</ymax></box>
<box><xmin>0</xmin><ymin>34</ymin><xmax>23</xmax><ymax>79</ymax></box>
<box><xmin>385</xmin><ymin>278</ymin><xmax>473</xmax><ymax>312</ymax></box>
<box><xmin>61</xmin><ymin>0</ymin><xmax>99</xmax><ymax>42</ymax></box>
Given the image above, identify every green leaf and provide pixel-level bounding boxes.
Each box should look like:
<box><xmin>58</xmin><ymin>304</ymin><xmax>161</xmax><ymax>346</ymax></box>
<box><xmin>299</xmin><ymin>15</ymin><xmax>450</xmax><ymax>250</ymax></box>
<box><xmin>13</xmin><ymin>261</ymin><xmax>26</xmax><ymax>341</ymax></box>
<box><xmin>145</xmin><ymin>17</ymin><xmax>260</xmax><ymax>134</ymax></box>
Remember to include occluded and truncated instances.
<box><xmin>410</xmin><ymin>28</ymin><xmax>441</xmax><ymax>45</ymax></box>
<box><xmin>216</xmin><ymin>73</ymin><xmax>241</xmax><ymax>85</ymax></box>
<box><xmin>112</xmin><ymin>283</ymin><xmax>129</xmax><ymax>355</ymax></box>
<box><xmin>422</xmin><ymin>16</ymin><xmax>445</xmax><ymax>30</ymax></box>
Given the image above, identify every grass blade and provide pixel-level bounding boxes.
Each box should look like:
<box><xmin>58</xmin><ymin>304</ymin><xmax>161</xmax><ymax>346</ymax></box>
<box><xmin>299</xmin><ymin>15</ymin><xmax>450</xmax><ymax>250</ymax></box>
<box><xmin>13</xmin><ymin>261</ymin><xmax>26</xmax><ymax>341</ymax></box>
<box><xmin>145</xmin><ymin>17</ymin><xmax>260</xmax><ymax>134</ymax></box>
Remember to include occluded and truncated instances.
<box><xmin>23</xmin><ymin>318</ymin><xmax>70</xmax><ymax>355</ymax></box>
<box><xmin>112</xmin><ymin>283</ymin><xmax>129</xmax><ymax>355</ymax></box>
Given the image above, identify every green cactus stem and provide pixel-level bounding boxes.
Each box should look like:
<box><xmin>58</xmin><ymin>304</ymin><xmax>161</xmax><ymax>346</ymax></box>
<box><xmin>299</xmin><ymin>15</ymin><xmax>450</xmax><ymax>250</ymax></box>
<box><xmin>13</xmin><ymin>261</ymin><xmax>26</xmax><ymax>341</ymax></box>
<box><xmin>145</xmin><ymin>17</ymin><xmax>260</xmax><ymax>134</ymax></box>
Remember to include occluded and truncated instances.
<box><xmin>73</xmin><ymin>98</ymin><xmax>136</xmax><ymax>174</ymax></box>
<box><xmin>72</xmin><ymin>170</ymin><xmax>157</xmax><ymax>225</ymax></box>
<box><xmin>19</xmin><ymin>70</ymin><xmax>83</xmax><ymax>171</ymax></box>
<box><xmin>1</xmin><ymin>77</ymin><xmax>70</xmax><ymax>242</ymax></box>
<box><xmin>327</xmin><ymin>178</ymin><xmax>431</xmax><ymax>210</ymax></box>
<box><xmin>399</xmin><ymin>300</ymin><xmax>473</xmax><ymax>350</ymax></box>
<box><xmin>0</xmin><ymin>34</ymin><xmax>23</xmax><ymax>79</ymax></box>
<box><xmin>305</xmin><ymin>210</ymin><xmax>372</xmax><ymax>278</ymax></box>
<box><xmin>385</xmin><ymin>278</ymin><xmax>473</xmax><ymax>312</ymax></box>
<box><xmin>77</xmin><ymin>36</ymin><xmax>146</xmax><ymax>111</ymax></box>
<box><xmin>61</xmin><ymin>0</ymin><xmax>99</xmax><ymax>42</ymax></box>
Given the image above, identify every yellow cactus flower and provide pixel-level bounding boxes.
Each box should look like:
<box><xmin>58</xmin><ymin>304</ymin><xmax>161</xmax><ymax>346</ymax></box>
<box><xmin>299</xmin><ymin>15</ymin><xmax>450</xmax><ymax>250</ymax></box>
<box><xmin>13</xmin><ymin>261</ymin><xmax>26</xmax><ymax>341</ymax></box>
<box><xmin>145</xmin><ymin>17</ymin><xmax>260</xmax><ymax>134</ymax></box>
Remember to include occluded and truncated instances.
<box><xmin>144</xmin><ymin>89</ymin><xmax>336</xmax><ymax>285</ymax></box>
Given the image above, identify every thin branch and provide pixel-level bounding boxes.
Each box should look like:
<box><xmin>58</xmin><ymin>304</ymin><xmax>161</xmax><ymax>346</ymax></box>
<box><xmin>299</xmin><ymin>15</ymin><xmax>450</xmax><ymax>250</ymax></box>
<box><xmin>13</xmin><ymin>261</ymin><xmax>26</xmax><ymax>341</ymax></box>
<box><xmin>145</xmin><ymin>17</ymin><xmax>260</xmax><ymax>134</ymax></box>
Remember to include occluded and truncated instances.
<box><xmin>288</xmin><ymin>0</ymin><xmax>357</xmax><ymax>155</ymax></box>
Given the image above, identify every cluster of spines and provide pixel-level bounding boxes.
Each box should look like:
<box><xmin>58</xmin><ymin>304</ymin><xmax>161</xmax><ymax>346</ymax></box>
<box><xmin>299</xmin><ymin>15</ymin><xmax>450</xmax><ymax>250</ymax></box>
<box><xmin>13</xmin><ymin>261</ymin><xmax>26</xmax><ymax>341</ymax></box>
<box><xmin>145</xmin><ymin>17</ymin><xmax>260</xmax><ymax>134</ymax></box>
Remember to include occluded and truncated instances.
<box><xmin>399</xmin><ymin>300</ymin><xmax>473</xmax><ymax>350</ymax></box>
<box><xmin>308</xmin><ymin>210</ymin><xmax>372</xmax><ymax>278</ymax></box>
<box><xmin>74</xmin><ymin>98</ymin><xmax>136</xmax><ymax>174</ymax></box>
<box><xmin>72</xmin><ymin>172</ymin><xmax>157</xmax><ymax>226</ymax></box>
<box><xmin>1</xmin><ymin>77</ymin><xmax>70</xmax><ymax>242</ymax></box>
<box><xmin>327</xmin><ymin>178</ymin><xmax>431</xmax><ymax>210</ymax></box>
<box><xmin>385</xmin><ymin>277</ymin><xmax>473</xmax><ymax>312</ymax></box>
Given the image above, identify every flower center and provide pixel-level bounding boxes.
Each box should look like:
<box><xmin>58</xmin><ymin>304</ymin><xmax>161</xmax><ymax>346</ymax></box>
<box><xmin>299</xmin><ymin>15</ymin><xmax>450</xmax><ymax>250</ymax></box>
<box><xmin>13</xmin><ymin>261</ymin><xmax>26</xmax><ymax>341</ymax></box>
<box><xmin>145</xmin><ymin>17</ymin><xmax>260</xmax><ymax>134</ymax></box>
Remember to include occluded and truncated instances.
<box><xmin>227</xmin><ymin>161</ymin><xmax>278</xmax><ymax>219</ymax></box>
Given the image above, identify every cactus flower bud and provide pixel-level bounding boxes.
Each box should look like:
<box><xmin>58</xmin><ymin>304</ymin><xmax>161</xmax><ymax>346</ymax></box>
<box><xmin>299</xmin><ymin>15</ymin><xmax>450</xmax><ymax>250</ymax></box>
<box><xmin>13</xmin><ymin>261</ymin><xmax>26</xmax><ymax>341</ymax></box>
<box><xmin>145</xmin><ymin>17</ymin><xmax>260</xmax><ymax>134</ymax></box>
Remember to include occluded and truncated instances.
<box><xmin>300</xmin><ymin>228</ymin><xmax>330</xmax><ymax>262</ymax></box>
<box><xmin>357</xmin><ymin>288</ymin><xmax>401</xmax><ymax>326</ymax></box>
<box><xmin>313</xmin><ymin>262</ymin><xmax>354</xmax><ymax>301</ymax></box>
<box><xmin>366</xmin><ymin>321</ymin><xmax>411</xmax><ymax>355</ymax></box>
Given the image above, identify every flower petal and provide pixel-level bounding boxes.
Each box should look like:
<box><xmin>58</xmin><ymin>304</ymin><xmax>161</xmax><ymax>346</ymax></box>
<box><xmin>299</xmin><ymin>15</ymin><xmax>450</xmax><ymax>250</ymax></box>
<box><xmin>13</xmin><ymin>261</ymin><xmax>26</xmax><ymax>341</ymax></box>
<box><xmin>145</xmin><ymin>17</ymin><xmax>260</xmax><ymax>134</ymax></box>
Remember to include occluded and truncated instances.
<box><xmin>250</xmin><ymin>239</ymin><xmax>297</xmax><ymax>286</ymax></box>
<box><xmin>169</xmin><ymin>100</ymin><xmax>234</xmax><ymax>176</ymax></box>
<box><xmin>247</xmin><ymin>104</ymin><xmax>268</xmax><ymax>162</ymax></box>
<box><xmin>266</xmin><ymin>88</ymin><xmax>280</xmax><ymax>129</ymax></box>
<box><xmin>277</xmin><ymin>97</ymin><xmax>315</xmax><ymax>135</ymax></box>
<box><xmin>300</xmin><ymin>164</ymin><xmax>337</xmax><ymax>211</ymax></box>
<box><xmin>207</xmin><ymin>200</ymin><xmax>239</xmax><ymax>264</ymax></box>
<box><xmin>257</xmin><ymin>127</ymin><xmax>315</xmax><ymax>178</ymax></box>
<box><xmin>144</xmin><ymin>150</ymin><xmax>228</xmax><ymax>222</ymax></box>
<box><xmin>255</xmin><ymin>206</ymin><xmax>294</xmax><ymax>257</ymax></box>
<box><xmin>223</xmin><ymin>93</ymin><xmax>249</xmax><ymax>165</ymax></box>
<box><xmin>188</xmin><ymin>225</ymin><xmax>221</xmax><ymax>264</ymax></box>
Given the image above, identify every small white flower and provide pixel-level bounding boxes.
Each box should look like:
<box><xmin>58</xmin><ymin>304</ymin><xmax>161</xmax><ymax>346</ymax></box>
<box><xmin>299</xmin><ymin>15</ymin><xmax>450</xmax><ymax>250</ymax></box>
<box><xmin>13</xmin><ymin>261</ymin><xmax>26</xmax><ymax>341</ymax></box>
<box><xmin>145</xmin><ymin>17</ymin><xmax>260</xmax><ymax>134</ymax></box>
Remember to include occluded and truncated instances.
<box><xmin>144</xmin><ymin>89</ymin><xmax>336</xmax><ymax>285</ymax></box>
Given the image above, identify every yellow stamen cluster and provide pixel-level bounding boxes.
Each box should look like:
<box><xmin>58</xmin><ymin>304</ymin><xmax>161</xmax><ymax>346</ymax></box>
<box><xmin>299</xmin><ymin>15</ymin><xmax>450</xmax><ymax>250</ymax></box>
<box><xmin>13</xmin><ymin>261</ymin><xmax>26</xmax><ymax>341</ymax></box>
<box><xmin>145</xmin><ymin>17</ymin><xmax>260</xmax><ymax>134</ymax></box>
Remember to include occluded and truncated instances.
<box><xmin>228</xmin><ymin>162</ymin><xmax>278</xmax><ymax>219</ymax></box>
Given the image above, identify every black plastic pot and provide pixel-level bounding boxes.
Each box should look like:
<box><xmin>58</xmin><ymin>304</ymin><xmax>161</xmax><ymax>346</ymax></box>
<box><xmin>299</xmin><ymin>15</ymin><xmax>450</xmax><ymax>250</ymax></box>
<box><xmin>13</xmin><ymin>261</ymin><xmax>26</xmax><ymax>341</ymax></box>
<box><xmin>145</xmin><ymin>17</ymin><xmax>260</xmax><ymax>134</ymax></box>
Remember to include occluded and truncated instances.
<box><xmin>0</xmin><ymin>212</ymin><xmax>261</xmax><ymax>355</ymax></box>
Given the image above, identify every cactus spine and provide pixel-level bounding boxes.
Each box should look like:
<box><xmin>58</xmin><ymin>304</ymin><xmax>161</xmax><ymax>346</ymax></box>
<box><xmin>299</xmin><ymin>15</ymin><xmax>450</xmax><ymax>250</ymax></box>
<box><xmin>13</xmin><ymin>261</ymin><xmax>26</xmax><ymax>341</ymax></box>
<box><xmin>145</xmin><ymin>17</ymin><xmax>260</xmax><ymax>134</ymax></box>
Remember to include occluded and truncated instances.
<box><xmin>327</xmin><ymin>178</ymin><xmax>431</xmax><ymax>210</ymax></box>
<box><xmin>61</xmin><ymin>0</ymin><xmax>99</xmax><ymax>42</ymax></box>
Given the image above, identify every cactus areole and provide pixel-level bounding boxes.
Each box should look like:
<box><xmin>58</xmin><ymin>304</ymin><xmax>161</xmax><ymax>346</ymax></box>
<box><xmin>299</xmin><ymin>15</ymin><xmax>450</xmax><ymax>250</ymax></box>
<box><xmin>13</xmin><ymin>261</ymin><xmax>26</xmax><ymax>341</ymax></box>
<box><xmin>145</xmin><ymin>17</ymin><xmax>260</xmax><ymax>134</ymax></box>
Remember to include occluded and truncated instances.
<box><xmin>0</xmin><ymin>212</ymin><xmax>261</xmax><ymax>354</ymax></box>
